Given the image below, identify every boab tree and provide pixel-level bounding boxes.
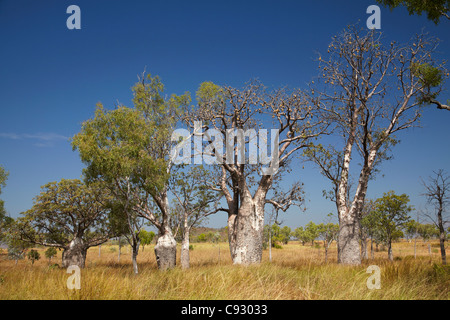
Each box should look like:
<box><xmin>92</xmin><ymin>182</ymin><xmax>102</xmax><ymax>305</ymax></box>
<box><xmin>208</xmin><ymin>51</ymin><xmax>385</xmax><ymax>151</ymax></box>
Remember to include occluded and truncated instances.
<box><xmin>16</xmin><ymin>179</ymin><xmax>114</xmax><ymax>268</ymax></box>
<box><xmin>180</xmin><ymin>81</ymin><xmax>324</xmax><ymax>265</ymax></box>
<box><xmin>72</xmin><ymin>72</ymin><xmax>189</xmax><ymax>270</ymax></box>
<box><xmin>307</xmin><ymin>26</ymin><xmax>447</xmax><ymax>264</ymax></box>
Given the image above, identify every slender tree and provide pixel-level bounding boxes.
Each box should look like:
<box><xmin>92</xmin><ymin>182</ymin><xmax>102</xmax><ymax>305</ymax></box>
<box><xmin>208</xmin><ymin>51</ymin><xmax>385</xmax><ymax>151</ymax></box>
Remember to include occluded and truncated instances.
<box><xmin>373</xmin><ymin>191</ymin><xmax>412</xmax><ymax>261</ymax></box>
<box><xmin>170</xmin><ymin>165</ymin><xmax>221</xmax><ymax>269</ymax></box>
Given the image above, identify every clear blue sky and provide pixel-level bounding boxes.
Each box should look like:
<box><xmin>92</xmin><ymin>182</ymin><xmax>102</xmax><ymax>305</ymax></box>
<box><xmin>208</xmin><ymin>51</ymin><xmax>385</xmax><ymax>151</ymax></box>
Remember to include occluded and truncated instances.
<box><xmin>0</xmin><ymin>0</ymin><xmax>449</xmax><ymax>229</ymax></box>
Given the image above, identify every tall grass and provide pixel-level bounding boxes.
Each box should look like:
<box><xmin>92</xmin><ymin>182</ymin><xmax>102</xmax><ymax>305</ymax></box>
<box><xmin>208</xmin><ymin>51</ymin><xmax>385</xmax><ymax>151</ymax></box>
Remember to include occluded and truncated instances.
<box><xmin>0</xmin><ymin>241</ymin><xmax>448</xmax><ymax>300</ymax></box>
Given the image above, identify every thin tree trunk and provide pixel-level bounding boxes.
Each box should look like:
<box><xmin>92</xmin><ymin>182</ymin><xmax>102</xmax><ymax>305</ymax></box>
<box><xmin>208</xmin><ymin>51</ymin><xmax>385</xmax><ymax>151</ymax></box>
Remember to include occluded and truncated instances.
<box><xmin>361</xmin><ymin>237</ymin><xmax>368</xmax><ymax>260</ymax></box>
<box><xmin>118</xmin><ymin>236</ymin><xmax>121</xmax><ymax>263</ymax></box>
<box><xmin>131</xmin><ymin>235</ymin><xmax>140</xmax><ymax>275</ymax></box>
<box><xmin>388</xmin><ymin>240</ymin><xmax>393</xmax><ymax>261</ymax></box>
<box><xmin>181</xmin><ymin>228</ymin><xmax>190</xmax><ymax>270</ymax></box>
<box><xmin>437</xmin><ymin>208</ymin><xmax>447</xmax><ymax>265</ymax></box>
<box><xmin>269</xmin><ymin>228</ymin><xmax>272</xmax><ymax>263</ymax></box>
<box><xmin>370</xmin><ymin>238</ymin><xmax>374</xmax><ymax>260</ymax></box>
<box><xmin>414</xmin><ymin>235</ymin><xmax>417</xmax><ymax>259</ymax></box>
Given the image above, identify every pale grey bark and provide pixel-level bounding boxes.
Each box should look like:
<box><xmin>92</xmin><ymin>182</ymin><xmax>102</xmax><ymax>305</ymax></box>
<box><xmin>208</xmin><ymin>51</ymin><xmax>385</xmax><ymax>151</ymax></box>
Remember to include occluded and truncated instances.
<box><xmin>154</xmin><ymin>229</ymin><xmax>177</xmax><ymax>270</ymax></box>
<box><xmin>62</xmin><ymin>237</ymin><xmax>87</xmax><ymax>268</ymax></box>
<box><xmin>180</xmin><ymin>228</ymin><xmax>190</xmax><ymax>269</ymax></box>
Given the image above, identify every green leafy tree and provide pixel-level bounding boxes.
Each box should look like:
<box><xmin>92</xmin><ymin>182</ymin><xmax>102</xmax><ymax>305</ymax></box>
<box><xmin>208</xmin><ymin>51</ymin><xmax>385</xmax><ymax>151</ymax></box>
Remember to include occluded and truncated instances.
<box><xmin>376</xmin><ymin>0</ymin><xmax>450</xmax><ymax>24</ymax></box>
<box><xmin>27</xmin><ymin>249</ymin><xmax>40</xmax><ymax>265</ymax></box>
<box><xmin>417</xmin><ymin>223</ymin><xmax>439</xmax><ymax>241</ymax></box>
<box><xmin>16</xmin><ymin>179</ymin><xmax>114</xmax><ymax>268</ymax></box>
<box><xmin>44</xmin><ymin>247</ymin><xmax>57</xmax><ymax>263</ymax></box>
<box><xmin>373</xmin><ymin>191</ymin><xmax>412</xmax><ymax>261</ymax></box>
<box><xmin>293</xmin><ymin>226</ymin><xmax>311</xmax><ymax>246</ymax></box>
<box><xmin>72</xmin><ymin>72</ymin><xmax>189</xmax><ymax>270</ymax></box>
<box><xmin>317</xmin><ymin>215</ymin><xmax>339</xmax><ymax>263</ymax></box>
<box><xmin>139</xmin><ymin>230</ymin><xmax>155</xmax><ymax>252</ymax></box>
<box><xmin>305</xmin><ymin>222</ymin><xmax>319</xmax><ymax>246</ymax></box>
<box><xmin>197</xmin><ymin>233</ymin><xmax>207</xmax><ymax>242</ymax></box>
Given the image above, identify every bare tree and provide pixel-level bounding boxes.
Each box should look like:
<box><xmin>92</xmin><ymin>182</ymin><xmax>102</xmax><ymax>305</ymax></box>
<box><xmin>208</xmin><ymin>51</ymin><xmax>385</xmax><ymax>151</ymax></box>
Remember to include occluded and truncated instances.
<box><xmin>182</xmin><ymin>81</ymin><xmax>325</xmax><ymax>265</ymax></box>
<box><xmin>307</xmin><ymin>26</ymin><xmax>447</xmax><ymax>264</ymax></box>
<box><xmin>421</xmin><ymin>169</ymin><xmax>449</xmax><ymax>265</ymax></box>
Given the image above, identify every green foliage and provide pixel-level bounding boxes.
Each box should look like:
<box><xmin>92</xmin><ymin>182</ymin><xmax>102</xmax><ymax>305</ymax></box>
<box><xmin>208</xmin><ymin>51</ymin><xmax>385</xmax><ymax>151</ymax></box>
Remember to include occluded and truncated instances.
<box><xmin>44</xmin><ymin>247</ymin><xmax>57</xmax><ymax>261</ymax></box>
<box><xmin>27</xmin><ymin>249</ymin><xmax>40</xmax><ymax>265</ymax></box>
<box><xmin>16</xmin><ymin>179</ymin><xmax>114</xmax><ymax>249</ymax></box>
<box><xmin>197</xmin><ymin>233</ymin><xmax>207</xmax><ymax>242</ymax></box>
<box><xmin>139</xmin><ymin>230</ymin><xmax>155</xmax><ymax>248</ymax></box>
<box><xmin>417</xmin><ymin>223</ymin><xmax>439</xmax><ymax>241</ymax></box>
<box><xmin>376</xmin><ymin>0</ymin><xmax>450</xmax><ymax>24</ymax></box>
<box><xmin>373</xmin><ymin>191</ymin><xmax>412</xmax><ymax>245</ymax></box>
<box><xmin>317</xmin><ymin>222</ymin><xmax>339</xmax><ymax>247</ymax></box>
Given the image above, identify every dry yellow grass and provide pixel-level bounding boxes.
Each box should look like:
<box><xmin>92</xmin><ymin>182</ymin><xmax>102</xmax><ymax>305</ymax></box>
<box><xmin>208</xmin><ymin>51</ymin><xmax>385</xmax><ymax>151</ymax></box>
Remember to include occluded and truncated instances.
<box><xmin>0</xmin><ymin>240</ymin><xmax>448</xmax><ymax>300</ymax></box>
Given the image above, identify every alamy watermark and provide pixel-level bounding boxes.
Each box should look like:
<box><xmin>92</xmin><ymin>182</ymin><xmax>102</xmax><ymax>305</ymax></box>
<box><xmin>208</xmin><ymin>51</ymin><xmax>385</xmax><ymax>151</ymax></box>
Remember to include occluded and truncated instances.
<box><xmin>366</xmin><ymin>265</ymin><xmax>381</xmax><ymax>290</ymax></box>
<box><xmin>67</xmin><ymin>265</ymin><xmax>81</xmax><ymax>290</ymax></box>
<box><xmin>170</xmin><ymin>121</ymin><xmax>280</xmax><ymax>175</ymax></box>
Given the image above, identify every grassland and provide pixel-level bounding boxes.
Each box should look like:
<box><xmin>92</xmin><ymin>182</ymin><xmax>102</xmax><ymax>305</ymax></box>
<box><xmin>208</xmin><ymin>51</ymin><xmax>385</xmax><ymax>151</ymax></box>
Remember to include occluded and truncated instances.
<box><xmin>0</xmin><ymin>240</ymin><xmax>448</xmax><ymax>300</ymax></box>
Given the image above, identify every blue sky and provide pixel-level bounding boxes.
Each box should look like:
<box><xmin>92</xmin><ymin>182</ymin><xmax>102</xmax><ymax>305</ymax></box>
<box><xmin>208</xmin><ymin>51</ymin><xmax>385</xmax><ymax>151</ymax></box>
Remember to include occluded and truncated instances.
<box><xmin>0</xmin><ymin>0</ymin><xmax>449</xmax><ymax>229</ymax></box>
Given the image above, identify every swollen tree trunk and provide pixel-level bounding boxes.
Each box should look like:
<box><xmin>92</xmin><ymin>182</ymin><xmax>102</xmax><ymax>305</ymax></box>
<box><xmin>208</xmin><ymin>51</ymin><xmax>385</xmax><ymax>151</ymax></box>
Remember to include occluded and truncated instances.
<box><xmin>154</xmin><ymin>228</ymin><xmax>177</xmax><ymax>270</ymax></box>
<box><xmin>62</xmin><ymin>237</ymin><xmax>87</xmax><ymax>268</ymax></box>
<box><xmin>337</xmin><ymin>212</ymin><xmax>361</xmax><ymax>265</ymax></box>
<box><xmin>229</xmin><ymin>197</ymin><xmax>265</xmax><ymax>265</ymax></box>
<box><xmin>181</xmin><ymin>227</ymin><xmax>190</xmax><ymax>270</ymax></box>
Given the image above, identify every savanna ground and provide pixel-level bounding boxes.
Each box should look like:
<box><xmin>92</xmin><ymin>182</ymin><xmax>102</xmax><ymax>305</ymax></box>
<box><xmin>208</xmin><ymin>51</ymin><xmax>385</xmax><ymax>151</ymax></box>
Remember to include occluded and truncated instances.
<box><xmin>0</xmin><ymin>240</ymin><xmax>448</xmax><ymax>300</ymax></box>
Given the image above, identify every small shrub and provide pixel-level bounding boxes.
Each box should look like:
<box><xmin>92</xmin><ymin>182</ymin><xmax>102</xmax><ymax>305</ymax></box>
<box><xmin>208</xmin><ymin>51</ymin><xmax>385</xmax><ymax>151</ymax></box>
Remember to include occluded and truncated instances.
<box><xmin>189</xmin><ymin>244</ymin><xmax>194</xmax><ymax>251</ymax></box>
<box><xmin>48</xmin><ymin>263</ymin><xmax>61</xmax><ymax>270</ymax></box>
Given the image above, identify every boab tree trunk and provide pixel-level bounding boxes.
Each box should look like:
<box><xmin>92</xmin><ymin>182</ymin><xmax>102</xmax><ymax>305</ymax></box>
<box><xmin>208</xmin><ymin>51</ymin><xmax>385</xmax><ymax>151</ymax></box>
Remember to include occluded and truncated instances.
<box><xmin>337</xmin><ymin>213</ymin><xmax>361</xmax><ymax>265</ymax></box>
<box><xmin>154</xmin><ymin>228</ymin><xmax>177</xmax><ymax>270</ymax></box>
<box><xmin>62</xmin><ymin>237</ymin><xmax>87</xmax><ymax>268</ymax></box>
<box><xmin>228</xmin><ymin>196</ymin><xmax>265</xmax><ymax>265</ymax></box>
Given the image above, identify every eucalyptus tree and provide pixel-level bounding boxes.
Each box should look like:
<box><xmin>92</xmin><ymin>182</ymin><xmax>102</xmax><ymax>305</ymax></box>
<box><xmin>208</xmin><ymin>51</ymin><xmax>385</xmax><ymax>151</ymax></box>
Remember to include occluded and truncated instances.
<box><xmin>373</xmin><ymin>191</ymin><xmax>412</xmax><ymax>261</ymax></box>
<box><xmin>72</xmin><ymin>72</ymin><xmax>189</xmax><ymax>270</ymax></box>
<box><xmin>180</xmin><ymin>81</ymin><xmax>323</xmax><ymax>265</ymax></box>
<box><xmin>306</xmin><ymin>26</ymin><xmax>447</xmax><ymax>264</ymax></box>
<box><xmin>317</xmin><ymin>214</ymin><xmax>339</xmax><ymax>263</ymax></box>
<box><xmin>16</xmin><ymin>179</ymin><xmax>114</xmax><ymax>268</ymax></box>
